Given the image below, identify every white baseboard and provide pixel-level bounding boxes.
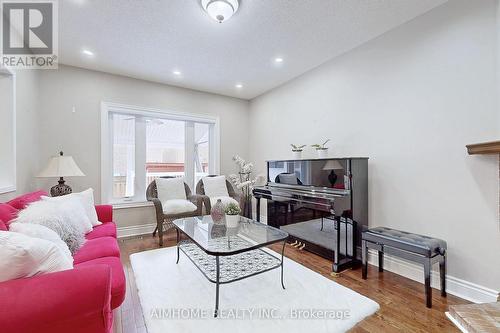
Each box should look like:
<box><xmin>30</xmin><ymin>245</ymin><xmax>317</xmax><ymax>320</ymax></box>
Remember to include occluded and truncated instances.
<box><xmin>367</xmin><ymin>250</ymin><xmax>499</xmax><ymax>304</ymax></box>
<box><xmin>117</xmin><ymin>223</ymin><xmax>156</xmax><ymax>238</ymax></box>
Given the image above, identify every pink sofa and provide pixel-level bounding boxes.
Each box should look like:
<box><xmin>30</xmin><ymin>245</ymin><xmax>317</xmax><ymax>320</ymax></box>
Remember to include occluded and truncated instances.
<box><xmin>0</xmin><ymin>191</ymin><xmax>125</xmax><ymax>333</ymax></box>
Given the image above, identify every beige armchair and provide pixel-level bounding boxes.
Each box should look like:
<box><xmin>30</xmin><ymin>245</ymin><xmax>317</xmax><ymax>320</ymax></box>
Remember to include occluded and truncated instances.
<box><xmin>147</xmin><ymin>176</ymin><xmax>204</xmax><ymax>246</ymax></box>
<box><xmin>195</xmin><ymin>175</ymin><xmax>242</xmax><ymax>214</ymax></box>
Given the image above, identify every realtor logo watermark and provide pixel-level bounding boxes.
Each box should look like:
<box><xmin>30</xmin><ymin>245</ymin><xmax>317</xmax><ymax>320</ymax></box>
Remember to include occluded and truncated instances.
<box><xmin>1</xmin><ymin>0</ymin><xmax>58</xmax><ymax>68</ymax></box>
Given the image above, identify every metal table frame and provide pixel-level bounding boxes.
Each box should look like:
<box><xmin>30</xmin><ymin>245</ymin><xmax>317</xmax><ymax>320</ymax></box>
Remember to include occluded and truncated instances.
<box><xmin>175</xmin><ymin>227</ymin><xmax>288</xmax><ymax>317</ymax></box>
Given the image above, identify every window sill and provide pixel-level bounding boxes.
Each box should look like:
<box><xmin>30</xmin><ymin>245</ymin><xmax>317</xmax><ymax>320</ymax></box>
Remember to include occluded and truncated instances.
<box><xmin>112</xmin><ymin>201</ymin><xmax>154</xmax><ymax>210</ymax></box>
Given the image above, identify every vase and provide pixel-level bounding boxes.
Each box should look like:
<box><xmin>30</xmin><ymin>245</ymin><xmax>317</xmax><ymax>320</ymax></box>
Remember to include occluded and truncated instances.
<box><xmin>242</xmin><ymin>197</ymin><xmax>252</xmax><ymax>219</ymax></box>
<box><xmin>211</xmin><ymin>199</ymin><xmax>225</xmax><ymax>223</ymax></box>
<box><xmin>225</xmin><ymin>214</ymin><xmax>240</xmax><ymax>228</ymax></box>
<box><xmin>292</xmin><ymin>150</ymin><xmax>302</xmax><ymax>159</ymax></box>
<box><xmin>317</xmin><ymin>148</ymin><xmax>328</xmax><ymax>158</ymax></box>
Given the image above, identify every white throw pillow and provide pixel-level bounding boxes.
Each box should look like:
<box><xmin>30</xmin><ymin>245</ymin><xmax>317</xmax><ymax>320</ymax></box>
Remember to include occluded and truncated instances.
<box><xmin>14</xmin><ymin>200</ymin><xmax>87</xmax><ymax>254</ymax></box>
<box><xmin>156</xmin><ymin>178</ymin><xmax>187</xmax><ymax>202</ymax></box>
<box><xmin>69</xmin><ymin>188</ymin><xmax>101</xmax><ymax>227</ymax></box>
<box><xmin>162</xmin><ymin>199</ymin><xmax>197</xmax><ymax>215</ymax></box>
<box><xmin>0</xmin><ymin>231</ymin><xmax>73</xmax><ymax>282</ymax></box>
<box><xmin>41</xmin><ymin>195</ymin><xmax>93</xmax><ymax>233</ymax></box>
<box><xmin>210</xmin><ymin>196</ymin><xmax>239</xmax><ymax>209</ymax></box>
<box><xmin>8</xmin><ymin>222</ymin><xmax>73</xmax><ymax>263</ymax></box>
<box><xmin>202</xmin><ymin>176</ymin><xmax>229</xmax><ymax>198</ymax></box>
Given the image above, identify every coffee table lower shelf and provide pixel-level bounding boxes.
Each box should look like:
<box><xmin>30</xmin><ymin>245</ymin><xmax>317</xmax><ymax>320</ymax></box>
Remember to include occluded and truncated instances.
<box><xmin>178</xmin><ymin>240</ymin><xmax>282</xmax><ymax>283</ymax></box>
<box><xmin>176</xmin><ymin>239</ymin><xmax>286</xmax><ymax>317</ymax></box>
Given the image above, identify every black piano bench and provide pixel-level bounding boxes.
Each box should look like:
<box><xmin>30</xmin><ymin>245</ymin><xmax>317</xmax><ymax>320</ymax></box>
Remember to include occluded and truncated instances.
<box><xmin>361</xmin><ymin>227</ymin><xmax>447</xmax><ymax>308</ymax></box>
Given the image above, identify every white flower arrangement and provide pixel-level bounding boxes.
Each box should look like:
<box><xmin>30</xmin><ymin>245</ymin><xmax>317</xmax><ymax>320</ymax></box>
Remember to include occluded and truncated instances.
<box><xmin>228</xmin><ymin>155</ymin><xmax>264</xmax><ymax>200</ymax></box>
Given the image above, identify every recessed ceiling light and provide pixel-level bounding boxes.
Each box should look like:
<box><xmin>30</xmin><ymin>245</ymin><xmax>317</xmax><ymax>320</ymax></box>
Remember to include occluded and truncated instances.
<box><xmin>275</xmin><ymin>57</ymin><xmax>284</xmax><ymax>63</ymax></box>
<box><xmin>235</xmin><ymin>84</ymin><xmax>243</xmax><ymax>88</ymax></box>
<box><xmin>173</xmin><ymin>70</ymin><xmax>182</xmax><ymax>76</ymax></box>
<box><xmin>82</xmin><ymin>49</ymin><xmax>94</xmax><ymax>57</ymax></box>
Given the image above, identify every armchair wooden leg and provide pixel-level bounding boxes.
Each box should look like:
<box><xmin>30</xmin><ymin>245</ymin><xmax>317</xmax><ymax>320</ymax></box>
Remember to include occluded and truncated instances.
<box><xmin>158</xmin><ymin>221</ymin><xmax>164</xmax><ymax>247</ymax></box>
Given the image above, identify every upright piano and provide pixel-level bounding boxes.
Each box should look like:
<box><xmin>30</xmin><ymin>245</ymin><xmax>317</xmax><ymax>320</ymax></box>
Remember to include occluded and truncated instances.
<box><xmin>253</xmin><ymin>157</ymin><xmax>368</xmax><ymax>273</ymax></box>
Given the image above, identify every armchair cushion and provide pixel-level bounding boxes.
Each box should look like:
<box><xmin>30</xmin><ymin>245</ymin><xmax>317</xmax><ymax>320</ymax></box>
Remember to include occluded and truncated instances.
<box><xmin>156</xmin><ymin>177</ymin><xmax>187</xmax><ymax>202</ymax></box>
<box><xmin>202</xmin><ymin>175</ymin><xmax>229</xmax><ymax>198</ymax></box>
<box><xmin>210</xmin><ymin>196</ymin><xmax>239</xmax><ymax>208</ymax></box>
<box><xmin>162</xmin><ymin>199</ymin><xmax>197</xmax><ymax>215</ymax></box>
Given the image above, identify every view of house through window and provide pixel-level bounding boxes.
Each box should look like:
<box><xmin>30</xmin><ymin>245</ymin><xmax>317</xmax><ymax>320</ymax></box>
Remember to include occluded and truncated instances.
<box><xmin>146</xmin><ymin>118</ymin><xmax>185</xmax><ymax>187</ymax></box>
<box><xmin>109</xmin><ymin>109</ymin><xmax>216</xmax><ymax>203</ymax></box>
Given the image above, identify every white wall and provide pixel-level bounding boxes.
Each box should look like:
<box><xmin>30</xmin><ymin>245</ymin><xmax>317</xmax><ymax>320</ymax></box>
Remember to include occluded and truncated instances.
<box><xmin>0</xmin><ymin>70</ymin><xmax>40</xmax><ymax>202</ymax></box>
<box><xmin>249</xmin><ymin>0</ymin><xmax>500</xmax><ymax>292</ymax></box>
<box><xmin>36</xmin><ymin>65</ymin><xmax>249</xmax><ymax>227</ymax></box>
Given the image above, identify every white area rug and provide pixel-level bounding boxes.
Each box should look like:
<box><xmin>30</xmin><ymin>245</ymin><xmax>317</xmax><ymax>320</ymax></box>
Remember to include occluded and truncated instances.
<box><xmin>130</xmin><ymin>247</ymin><xmax>379</xmax><ymax>333</ymax></box>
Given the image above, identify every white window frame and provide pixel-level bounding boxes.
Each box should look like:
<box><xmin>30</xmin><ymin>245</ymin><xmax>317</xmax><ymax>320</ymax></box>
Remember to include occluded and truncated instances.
<box><xmin>100</xmin><ymin>101</ymin><xmax>220</xmax><ymax>206</ymax></box>
<box><xmin>0</xmin><ymin>65</ymin><xmax>16</xmax><ymax>194</ymax></box>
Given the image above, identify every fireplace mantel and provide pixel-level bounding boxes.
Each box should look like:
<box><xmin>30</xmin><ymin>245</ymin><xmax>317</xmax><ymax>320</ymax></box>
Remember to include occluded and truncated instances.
<box><xmin>466</xmin><ymin>140</ymin><xmax>500</xmax><ymax>155</ymax></box>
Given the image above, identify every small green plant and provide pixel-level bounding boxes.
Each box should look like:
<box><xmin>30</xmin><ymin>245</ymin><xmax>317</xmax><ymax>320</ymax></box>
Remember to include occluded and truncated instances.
<box><xmin>290</xmin><ymin>144</ymin><xmax>306</xmax><ymax>152</ymax></box>
<box><xmin>311</xmin><ymin>139</ymin><xmax>330</xmax><ymax>150</ymax></box>
<box><xmin>225</xmin><ymin>202</ymin><xmax>241</xmax><ymax>215</ymax></box>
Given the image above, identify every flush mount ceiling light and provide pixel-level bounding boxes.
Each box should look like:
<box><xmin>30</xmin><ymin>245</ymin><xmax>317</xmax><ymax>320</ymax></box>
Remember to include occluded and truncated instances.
<box><xmin>201</xmin><ymin>0</ymin><xmax>239</xmax><ymax>23</ymax></box>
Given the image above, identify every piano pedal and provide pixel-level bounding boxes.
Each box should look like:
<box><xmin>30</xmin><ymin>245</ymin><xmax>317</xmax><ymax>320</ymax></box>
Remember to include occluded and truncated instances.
<box><xmin>292</xmin><ymin>241</ymin><xmax>302</xmax><ymax>248</ymax></box>
<box><xmin>330</xmin><ymin>268</ymin><xmax>352</xmax><ymax>278</ymax></box>
<box><xmin>298</xmin><ymin>243</ymin><xmax>306</xmax><ymax>250</ymax></box>
<box><xmin>289</xmin><ymin>240</ymin><xmax>298</xmax><ymax>247</ymax></box>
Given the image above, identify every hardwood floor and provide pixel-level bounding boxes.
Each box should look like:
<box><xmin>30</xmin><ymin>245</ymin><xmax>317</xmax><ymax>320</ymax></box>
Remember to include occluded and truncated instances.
<box><xmin>114</xmin><ymin>231</ymin><xmax>468</xmax><ymax>333</ymax></box>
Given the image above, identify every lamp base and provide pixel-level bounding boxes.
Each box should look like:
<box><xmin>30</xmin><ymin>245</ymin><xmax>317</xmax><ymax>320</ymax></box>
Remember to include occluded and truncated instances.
<box><xmin>50</xmin><ymin>177</ymin><xmax>73</xmax><ymax>197</ymax></box>
<box><xmin>328</xmin><ymin>170</ymin><xmax>337</xmax><ymax>187</ymax></box>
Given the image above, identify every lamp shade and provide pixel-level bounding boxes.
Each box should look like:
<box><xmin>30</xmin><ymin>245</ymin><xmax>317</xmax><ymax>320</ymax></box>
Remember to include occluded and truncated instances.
<box><xmin>322</xmin><ymin>160</ymin><xmax>344</xmax><ymax>171</ymax></box>
<box><xmin>37</xmin><ymin>154</ymin><xmax>85</xmax><ymax>178</ymax></box>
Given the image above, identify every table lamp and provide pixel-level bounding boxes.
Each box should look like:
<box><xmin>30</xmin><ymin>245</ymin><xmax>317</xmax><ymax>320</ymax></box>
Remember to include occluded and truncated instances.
<box><xmin>322</xmin><ymin>160</ymin><xmax>344</xmax><ymax>187</ymax></box>
<box><xmin>37</xmin><ymin>151</ymin><xmax>85</xmax><ymax>196</ymax></box>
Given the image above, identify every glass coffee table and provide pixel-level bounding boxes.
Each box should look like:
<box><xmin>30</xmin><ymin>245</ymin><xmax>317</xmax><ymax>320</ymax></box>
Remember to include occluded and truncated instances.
<box><xmin>173</xmin><ymin>215</ymin><xmax>289</xmax><ymax>317</ymax></box>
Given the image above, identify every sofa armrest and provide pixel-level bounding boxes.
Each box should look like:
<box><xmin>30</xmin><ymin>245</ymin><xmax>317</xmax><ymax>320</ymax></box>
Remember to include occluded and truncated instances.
<box><xmin>0</xmin><ymin>265</ymin><xmax>113</xmax><ymax>333</ymax></box>
<box><xmin>95</xmin><ymin>205</ymin><xmax>113</xmax><ymax>223</ymax></box>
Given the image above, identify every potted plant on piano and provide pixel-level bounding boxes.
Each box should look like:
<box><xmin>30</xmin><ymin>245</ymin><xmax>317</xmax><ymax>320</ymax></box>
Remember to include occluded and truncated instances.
<box><xmin>290</xmin><ymin>144</ymin><xmax>306</xmax><ymax>159</ymax></box>
<box><xmin>225</xmin><ymin>202</ymin><xmax>241</xmax><ymax>228</ymax></box>
<box><xmin>311</xmin><ymin>139</ymin><xmax>330</xmax><ymax>158</ymax></box>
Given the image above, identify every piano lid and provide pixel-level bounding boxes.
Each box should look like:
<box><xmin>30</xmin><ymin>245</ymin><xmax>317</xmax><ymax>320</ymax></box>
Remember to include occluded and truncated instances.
<box><xmin>266</xmin><ymin>158</ymin><xmax>356</xmax><ymax>194</ymax></box>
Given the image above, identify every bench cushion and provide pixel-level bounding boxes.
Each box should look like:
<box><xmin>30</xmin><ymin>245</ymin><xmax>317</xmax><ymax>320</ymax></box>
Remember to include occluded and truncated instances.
<box><xmin>363</xmin><ymin>227</ymin><xmax>446</xmax><ymax>257</ymax></box>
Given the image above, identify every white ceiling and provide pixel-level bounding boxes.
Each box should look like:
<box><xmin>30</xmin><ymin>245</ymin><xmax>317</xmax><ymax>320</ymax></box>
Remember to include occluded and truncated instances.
<box><xmin>59</xmin><ymin>0</ymin><xmax>448</xmax><ymax>100</ymax></box>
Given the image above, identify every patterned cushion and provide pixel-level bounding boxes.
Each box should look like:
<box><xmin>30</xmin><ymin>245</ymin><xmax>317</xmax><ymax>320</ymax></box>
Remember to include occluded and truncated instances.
<box><xmin>363</xmin><ymin>227</ymin><xmax>447</xmax><ymax>257</ymax></box>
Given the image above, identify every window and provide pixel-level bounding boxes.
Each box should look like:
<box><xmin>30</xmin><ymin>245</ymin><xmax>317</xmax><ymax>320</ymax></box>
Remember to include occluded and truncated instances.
<box><xmin>101</xmin><ymin>102</ymin><xmax>219</xmax><ymax>205</ymax></box>
<box><xmin>0</xmin><ymin>67</ymin><xmax>16</xmax><ymax>194</ymax></box>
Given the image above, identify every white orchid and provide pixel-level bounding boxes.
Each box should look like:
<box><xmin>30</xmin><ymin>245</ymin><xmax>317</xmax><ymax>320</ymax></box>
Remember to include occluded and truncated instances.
<box><xmin>229</xmin><ymin>155</ymin><xmax>262</xmax><ymax>201</ymax></box>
